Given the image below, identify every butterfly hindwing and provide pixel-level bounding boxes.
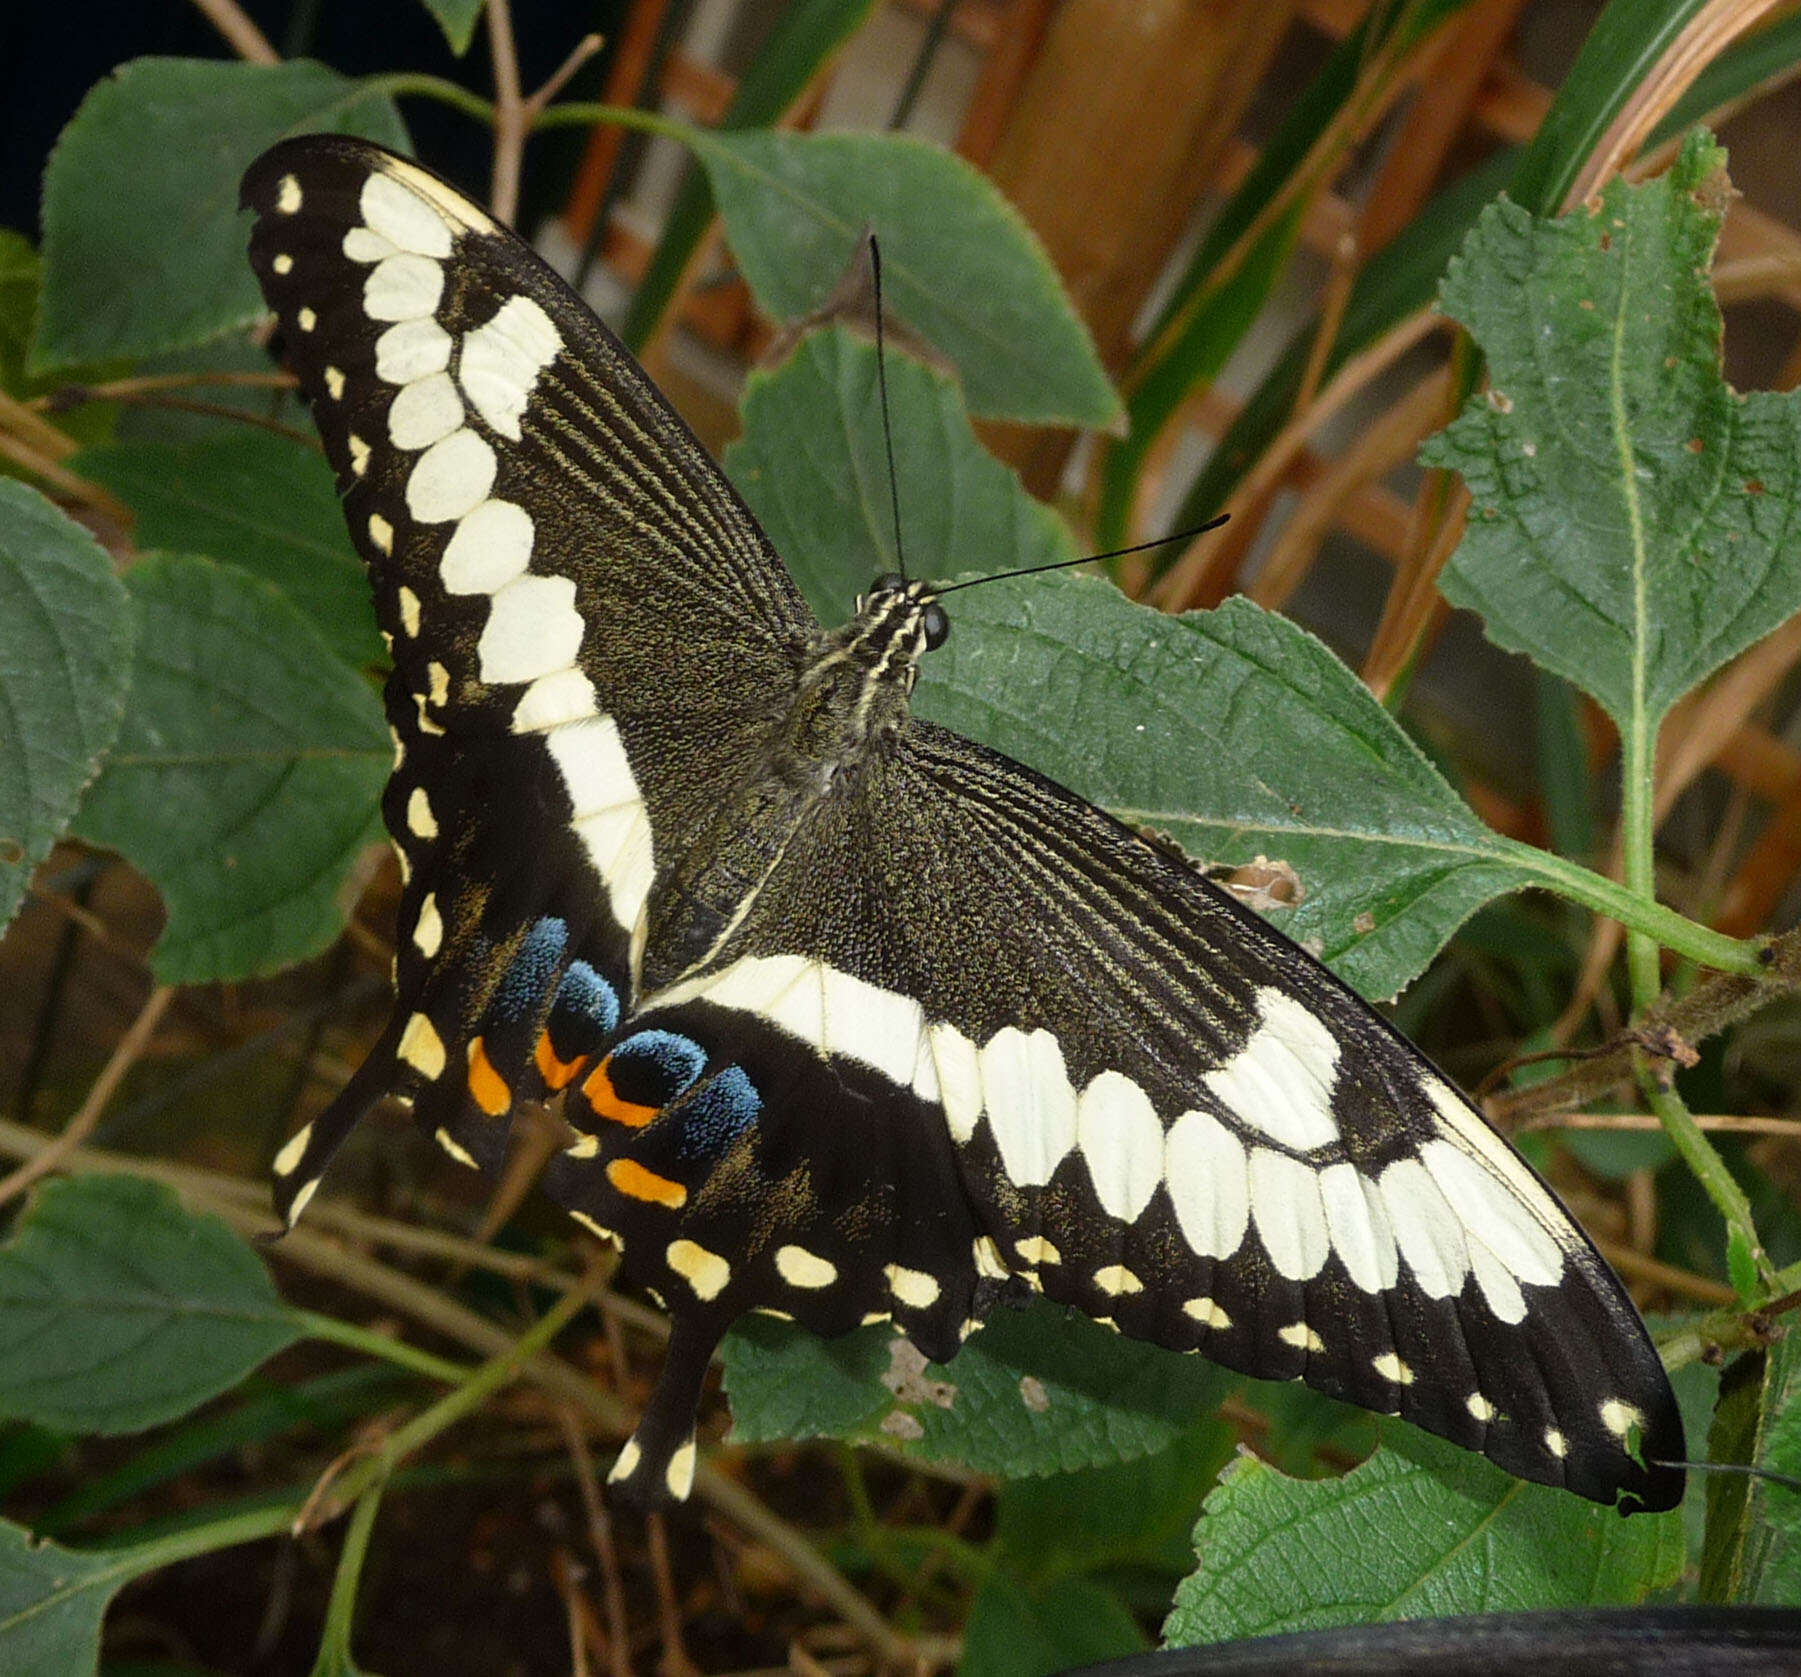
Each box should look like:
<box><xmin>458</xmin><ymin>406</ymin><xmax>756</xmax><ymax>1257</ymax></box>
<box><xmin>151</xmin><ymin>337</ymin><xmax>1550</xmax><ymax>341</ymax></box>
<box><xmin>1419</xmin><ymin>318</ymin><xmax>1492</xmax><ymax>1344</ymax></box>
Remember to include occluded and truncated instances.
<box><xmin>627</xmin><ymin>717</ymin><xmax>1685</xmax><ymax>1510</ymax></box>
<box><xmin>244</xmin><ymin>136</ymin><xmax>1682</xmax><ymax>1515</ymax></box>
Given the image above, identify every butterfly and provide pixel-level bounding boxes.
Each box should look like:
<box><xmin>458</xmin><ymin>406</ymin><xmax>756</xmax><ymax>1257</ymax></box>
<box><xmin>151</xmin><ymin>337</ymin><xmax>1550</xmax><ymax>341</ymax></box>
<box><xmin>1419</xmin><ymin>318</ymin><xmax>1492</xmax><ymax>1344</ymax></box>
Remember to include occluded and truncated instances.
<box><xmin>241</xmin><ymin>134</ymin><xmax>1683</xmax><ymax>1512</ymax></box>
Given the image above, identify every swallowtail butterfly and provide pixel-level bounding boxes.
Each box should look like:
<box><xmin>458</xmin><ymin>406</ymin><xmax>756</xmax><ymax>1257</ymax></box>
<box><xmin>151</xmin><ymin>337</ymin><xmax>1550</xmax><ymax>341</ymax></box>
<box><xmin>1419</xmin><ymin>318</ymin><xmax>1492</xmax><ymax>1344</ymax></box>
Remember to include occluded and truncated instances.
<box><xmin>243</xmin><ymin>136</ymin><xmax>1683</xmax><ymax>1512</ymax></box>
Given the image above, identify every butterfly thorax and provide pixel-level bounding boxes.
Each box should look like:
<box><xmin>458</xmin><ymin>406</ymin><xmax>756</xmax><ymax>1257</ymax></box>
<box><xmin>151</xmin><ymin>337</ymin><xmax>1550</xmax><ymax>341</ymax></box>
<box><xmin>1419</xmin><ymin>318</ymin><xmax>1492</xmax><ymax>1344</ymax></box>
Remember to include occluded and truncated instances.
<box><xmin>777</xmin><ymin>582</ymin><xmax>940</xmax><ymax>787</ymax></box>
<box><xmin>638</xmin><ymin>583</ymin><xmax>941</xmax><ymax>990</ymax></box>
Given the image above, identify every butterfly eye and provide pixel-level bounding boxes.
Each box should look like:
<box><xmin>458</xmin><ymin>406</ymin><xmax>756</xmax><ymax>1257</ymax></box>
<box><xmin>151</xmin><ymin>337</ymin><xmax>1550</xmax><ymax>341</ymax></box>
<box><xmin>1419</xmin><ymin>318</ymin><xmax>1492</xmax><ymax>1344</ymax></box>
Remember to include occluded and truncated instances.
<box><xmin>872</xmin><ymin>571</ymin><xmax>907</xmax><ymax>595</ymax></box>
<box><xmin>921</xmin><ymin>603</ymin><xmax>950</xmax><ymax>650</ymax></box>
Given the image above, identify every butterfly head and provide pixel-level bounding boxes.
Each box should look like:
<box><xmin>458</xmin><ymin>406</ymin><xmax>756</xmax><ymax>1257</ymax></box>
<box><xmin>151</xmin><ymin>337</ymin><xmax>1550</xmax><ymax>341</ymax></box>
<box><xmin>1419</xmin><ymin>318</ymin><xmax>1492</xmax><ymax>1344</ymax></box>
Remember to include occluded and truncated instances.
<box><xmin>860</xmin><ymin>572</ymin><xmax>950</xmax><ymax>653</ymax></box>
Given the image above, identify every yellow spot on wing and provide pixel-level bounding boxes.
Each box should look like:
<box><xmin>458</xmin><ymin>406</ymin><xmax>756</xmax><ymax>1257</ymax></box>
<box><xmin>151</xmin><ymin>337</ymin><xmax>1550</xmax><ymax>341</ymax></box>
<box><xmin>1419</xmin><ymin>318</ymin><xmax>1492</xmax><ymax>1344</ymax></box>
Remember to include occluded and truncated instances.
<box><xmin>569</xmin><ymin>1210</ymin><xmax>619</xmax><ymax>1247</ymax></box>
<box><xmin>435</xmin><ymin>1126</ymin><xmax>478</xmax><ymax>1169</ymax></box>
<box><xmin>398</xmin><ymin>1012</ymin><xmax>446</xmax><ymax>1079</ymax></box>
<box><xmin>607</xmin><ymin>1157</ymin><xmax>685</xmax><ymax>1208</ymax></box>
<box><xmin>666</xmin><ymin>1239</ymin><xmax>730</xmax><ymax>1301</ymax></box>
<box><xmin>273</xmin><ymin>1123</ymin><xmax>312</xmax><ymax>1177</ymax></box>
<box><xmin>775</xmin><ymin>1245</ymin><xmax>837</xmax><ymax>1289</ymax></box>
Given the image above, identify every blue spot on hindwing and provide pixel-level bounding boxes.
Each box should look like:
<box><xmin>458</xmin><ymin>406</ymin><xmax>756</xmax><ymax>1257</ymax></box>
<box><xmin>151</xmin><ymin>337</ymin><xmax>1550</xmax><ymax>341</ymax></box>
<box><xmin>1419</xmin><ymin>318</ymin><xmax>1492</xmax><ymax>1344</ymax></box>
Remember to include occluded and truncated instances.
<box><xmin>555</xmin><ymin>960</ymin><xmax>620</xmax><ymax>1037</ymax></box>
<box><xmin>606</xmin><ymin>1029</ymin><xmax>708</xmax><ymax>1109</ymax></box>
<box><xmin>675</xmin><ymin>1065</ymin><xmax>761</xmax><ymax>1159</ymax></box>
<box><xmin>494</xmin><ymin>916</ymin><xmax>568</xmax><ymax>1020</ymax></box>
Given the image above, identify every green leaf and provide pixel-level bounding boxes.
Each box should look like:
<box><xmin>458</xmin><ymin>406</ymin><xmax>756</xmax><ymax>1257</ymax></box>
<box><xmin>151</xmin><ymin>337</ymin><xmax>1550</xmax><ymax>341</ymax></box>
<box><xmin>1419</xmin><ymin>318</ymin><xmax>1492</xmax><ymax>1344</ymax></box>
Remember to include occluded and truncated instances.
<box><xmin>726</xmin><ymin>325</ymin><xmax>1077</xmax><ymax>626</ymax></box>
<box><xmin>0</xmin><ymin>1176</ymin><xmax>301</xmax><ymax>1435</ymax></box>
<box><xmin>994</xmin><ymin>1421</ymin><xmax>1234</xmax><ymax>1581</ymax></box>
<box><xmin>419</xmin><ymin>0</ymin><xmax>485</xmax><ymax>56</ymax></box>
<box><xmin>0</xmin><ymin>1519</ymin><xmax>134</xmax><ymax>1676</ymax></box>
<box><xmin>75</xmin><ymin>435</ymin><xmax>380</xmax><ymax>670</ymax></box>
<box><xmin>0</xmin><ymin>1496</ymin><xmax>294</xmax><ymax>1675</ymax></box>
<box><xmin>919</xmin><ymin>578</ymin><xmax>1537</xmax><ymax>999</ymax></box>
<box><xmin>914</xmin><ymin>1306</ymin><xmax>1235</xmax><ymax>1479</ymax></box>
<box><xmin>623</xmin><ymin>0</ymin><xmax>880</xmax><ymax>349</ymax></box>
<box><xmin>0</xmin><ymin>481</ymin><xmax>132</xmax><ymax>937</ymax></box>
<box><xmin>72</xmin><ymin>553</ymin><xmax>388</xmax><ymax>984</ymax></box>
<box><xmin>1704</xmin><ymin>1335</ymin><xmax>1801</xmax><ymax>1603</ymax></box>
<box><xmin>1426</xmin><ymin>133</ymin><xmax>1801</xmax><ymax>731</ymax></box>
<box><xmin>34</xmin><ymin>58</ymin><xmax>409</xmax><ymax>370</ymax></box>
<box><xmin>1164</xmin><ymin>1426</ymin><xmax>1685</xmax><ymax>1645</ymax></box>
<box><xmin>692</xmin><ymin>130</ymin><xmax>1118</xmax><ymax>426</ymax></box>
<box><xmin>722</xmin><ymin>1314</ymin><xmax>896</xmax><ymax>1445</ymax></box>
<box><xmin>1752</xmin><ymin>1332</ymin><xmax>1801</xmax><ymax>1603</ymax></box>
<box><xmin>725</xmin><ymin>1301</ymin><xmax>1234</xmax><ymax>1480</ymax></box>
<box><xmin>960</xmin><ymin>1573</ymin><xmax>1146</xmax><ymax>1677</ymax></box>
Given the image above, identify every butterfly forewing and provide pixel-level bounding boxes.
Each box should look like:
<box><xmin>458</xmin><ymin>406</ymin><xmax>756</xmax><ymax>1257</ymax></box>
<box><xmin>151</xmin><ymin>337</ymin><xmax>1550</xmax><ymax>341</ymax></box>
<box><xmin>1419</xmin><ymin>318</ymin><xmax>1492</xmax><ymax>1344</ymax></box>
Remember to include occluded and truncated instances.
<box><xmin>243</xmin><ymin>136</ymin><xmax>1682</xmax><ymax>1514</ymax></box>
<box><xmin>243</xmin><ymin>137</ymin><xmax>816</xmax><ymax>1215</ymax></box>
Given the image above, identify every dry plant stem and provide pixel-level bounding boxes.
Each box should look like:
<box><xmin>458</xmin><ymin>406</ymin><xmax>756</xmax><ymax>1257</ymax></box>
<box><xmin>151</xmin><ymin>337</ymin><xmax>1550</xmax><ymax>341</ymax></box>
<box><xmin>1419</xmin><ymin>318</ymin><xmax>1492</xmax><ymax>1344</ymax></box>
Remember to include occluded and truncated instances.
<box><xmin>1492</xmin><ymin>929</ymin><xmax>1801</xmax><ymax>1125</ymax></box>
<box><xmin>1592</xmin><ymin>1236</ymin><xmax>1737</xmax><ymax>1306</ymax></box>
<box><xmin>486</xmin><ymin>0</ymin><xmax>528</xmax><ymax>225</ymax></box>
<box><xmin>1713</xmin><ymin>252</ymin><xmax>1801</xmax><ymax>305</ymax></box>
<box><xmin>1362</xmin><ymin>473</ymin><xmax>1465</xmax><ymax>700</ymax></box>
<box><xmin>1564</xmin><ymin>0</ymin><xmax>1782</xmax><ymax>209</ymax></box>
<box><xmin>557</xmin><ymin>1405</ymin><xmax>635</xmax><ymax>1677</ymax></box>
<box><xmin>1150</xmin><ymin>308</ymin><xmax>1442</xmax><ymax>609</ymax></box>
<box><xmin>528</xmin><ymin>33</ymin><xmax>605</xmax><ymax>116</ymax></box>
<box><xmin>1295</xmin><ymin>231</ymin><xmax>1360</xmax><ymax>415</ymax></box>
<box><xmin>1523</xmin><ymin>1112</ymin><xmax>1801</xmax><ymax>1139</ymax></box>
<box><xmin>1128</xmin><ymin>0</ymin><xmax>1451</xmax><ymax>391</ymax></box>
<box><xmin>1251</xmin><ymin>368</ymin><xmax>1451</xmax><ymax>610</ymax></box>
<box><xmin>558</xmin><ymin>1546</ymin><xmax>615</xmax><ymax>1677</ymax></box>
<box><xmin>0</xmin><ymin>985</ymin><xmax>174</xmax><ymax>1210</ymax></box>
<box><xmin>0</xmin><ymin>428</ymin><xmax>133</xmax><ymax>523</ymax></box>
<box><xmin>649</xmin><ymin>1512</ymin><xmax>700</xmax><ymax>1677</ymax></box>
<box><xmin>186</xmin><ymin>0</ymin><xmax>277</xmax><ymax>63</ymax></box>
<box><xmin>38</xmin><ymin>371</ymin><xmax>296</xmax><ymax>405</ymax></box>
<box><xmin>0</xmin><ymin>385</ymin><xmax>79</xmax><ymax>463</ymax></box>
<box><xmin>488</xmin><ymin>21</ymin><xmax>606</xmax><ymax>224</ymax></box>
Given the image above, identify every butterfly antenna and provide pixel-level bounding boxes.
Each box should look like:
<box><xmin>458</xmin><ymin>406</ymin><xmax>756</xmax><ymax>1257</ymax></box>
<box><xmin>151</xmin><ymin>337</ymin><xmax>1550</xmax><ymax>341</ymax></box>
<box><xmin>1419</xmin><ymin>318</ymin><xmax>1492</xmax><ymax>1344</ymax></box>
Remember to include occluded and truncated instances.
<box><xmin>869</xmin><ymin>236</ymin><xmax>910</xmax><ymax>581</ymax></box>
<box><xmin>937</xmin><ymin>515</ymin><xmax>1231</xmax><ymax>595</ymax></box>
<box><xmin>1651</xmin><ymin>1458</ymin><xmax>1801</xmax><ymax>1496</ymax></box>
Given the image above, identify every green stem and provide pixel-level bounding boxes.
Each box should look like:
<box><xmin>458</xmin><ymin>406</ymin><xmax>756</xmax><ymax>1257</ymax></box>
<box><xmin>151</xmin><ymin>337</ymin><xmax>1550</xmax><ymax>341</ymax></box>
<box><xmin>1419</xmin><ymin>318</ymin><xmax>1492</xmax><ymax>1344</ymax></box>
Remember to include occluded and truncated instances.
<box><xmin>1638</xmin><ymin>1065</ymin><xmax>1775</xmax><ymax>1295</ymax></box>
<box><xmin>366</xmin><ymin>1287</ymin><xmax>587</xmax><ymax>1472</ymax></box>
<box><xmin>311</xmin><ymin>1480</ymin><xmax>385</xmax><ymax>1677</ymax></box>
<box><xmin>1490</xmin><ymin>835</ymin><xmax>1763</xmax><ymax>974</ymax></box>
<box><xmin>358</xmin><ymin>72</ymin><xmax>497</xmax><ymax>126</ymax></box>
<box><xmin>1619</xmin><ymin>714</ymin><xmax>1665</xmax><ymax>1012</ymax></box>
<box><xmin>1657</xmin><ymin>1254</ymin><xmax>1801</xmax><ymax>1372</ymax></box>
<box><xmin>291</xmin><ymin>1310</ymin><xmax>473</xmax><ymax>1386</ymax></box>
<box><xmin>528</xmin><ymin>102</ymin><xmax>700</xmax><ymax>145</ymax></box>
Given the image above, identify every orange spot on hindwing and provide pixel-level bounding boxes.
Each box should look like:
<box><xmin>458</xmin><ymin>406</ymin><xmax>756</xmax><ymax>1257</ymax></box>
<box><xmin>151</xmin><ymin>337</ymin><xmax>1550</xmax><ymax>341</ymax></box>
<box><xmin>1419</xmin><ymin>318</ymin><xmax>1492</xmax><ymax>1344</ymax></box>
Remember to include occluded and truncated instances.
<box><xmin>606</xmin><ymin>1157</ymin><xmax>687</xmax><ymax>1209</ymax></box>
<box><xmin>466</xmin><ymin>1036</ymin><xmax>511</xmax><ymax>1116</ymax></box>
<box><xmin>535</xmin><ymin>1031</ymin><xmax>584</xmax><ymax>1091</ymax></box>
<box><xmin>582</xmin><ymin>1057</ymin><xmax>660</xmax><ymax>1127</ymax></box>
